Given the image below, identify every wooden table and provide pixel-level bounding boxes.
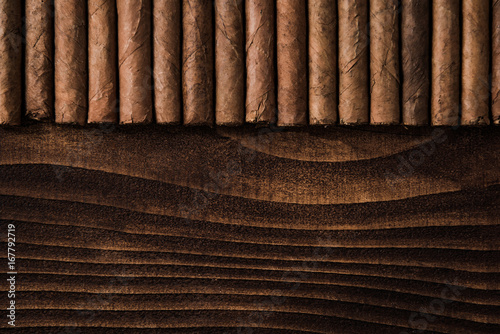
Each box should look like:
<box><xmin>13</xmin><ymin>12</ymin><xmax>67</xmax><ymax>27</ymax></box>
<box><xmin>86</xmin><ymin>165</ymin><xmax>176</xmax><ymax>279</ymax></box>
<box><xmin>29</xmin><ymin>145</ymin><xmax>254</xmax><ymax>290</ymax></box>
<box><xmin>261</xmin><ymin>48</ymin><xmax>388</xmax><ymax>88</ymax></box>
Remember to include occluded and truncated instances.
<box><xmin>1</xmin><ymin>124</ymin><xmax>499</xmax><ymax>333</ymax></box>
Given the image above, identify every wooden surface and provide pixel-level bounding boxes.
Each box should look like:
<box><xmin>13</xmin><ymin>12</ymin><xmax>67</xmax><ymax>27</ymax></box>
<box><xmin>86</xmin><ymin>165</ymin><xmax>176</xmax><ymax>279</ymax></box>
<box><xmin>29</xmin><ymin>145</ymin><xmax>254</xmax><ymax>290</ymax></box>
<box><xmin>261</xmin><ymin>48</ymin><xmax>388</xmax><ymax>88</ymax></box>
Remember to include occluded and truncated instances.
<box><xmin>0</xmin><ymin>124</ymin><xmax>499</xmax><ymax>333</ymax></box>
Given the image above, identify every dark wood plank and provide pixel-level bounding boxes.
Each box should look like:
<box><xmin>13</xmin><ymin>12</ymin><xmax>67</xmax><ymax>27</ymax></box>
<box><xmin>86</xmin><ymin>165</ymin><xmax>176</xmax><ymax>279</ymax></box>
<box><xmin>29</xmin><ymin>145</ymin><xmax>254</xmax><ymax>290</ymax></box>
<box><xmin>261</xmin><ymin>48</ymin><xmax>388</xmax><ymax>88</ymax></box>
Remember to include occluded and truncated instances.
<box><xmin>0</xmin><ymin>124</ymin><xmax>499</xmax><ymax>333</ymax></box>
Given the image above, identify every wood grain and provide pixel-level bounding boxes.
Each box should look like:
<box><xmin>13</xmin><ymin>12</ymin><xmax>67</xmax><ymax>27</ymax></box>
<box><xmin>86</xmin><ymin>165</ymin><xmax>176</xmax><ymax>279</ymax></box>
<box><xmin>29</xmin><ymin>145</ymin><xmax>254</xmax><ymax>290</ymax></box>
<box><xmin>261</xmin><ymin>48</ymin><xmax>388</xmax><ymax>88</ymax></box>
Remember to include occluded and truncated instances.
<box><xmin>0</xmin><ymin>125</ymin><xmax>499</xmax><ymax>333</ymax></box>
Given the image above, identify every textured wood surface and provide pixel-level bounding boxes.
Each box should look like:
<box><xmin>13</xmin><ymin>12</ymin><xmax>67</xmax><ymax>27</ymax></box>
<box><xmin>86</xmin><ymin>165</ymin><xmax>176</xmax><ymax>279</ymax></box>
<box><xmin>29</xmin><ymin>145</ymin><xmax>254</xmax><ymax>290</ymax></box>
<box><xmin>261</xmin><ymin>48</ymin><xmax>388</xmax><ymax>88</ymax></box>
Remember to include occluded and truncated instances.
<box><xmin>0</xmin><ymin>125</ymin><xmax>499</xmax><ymax>333</ymax></box>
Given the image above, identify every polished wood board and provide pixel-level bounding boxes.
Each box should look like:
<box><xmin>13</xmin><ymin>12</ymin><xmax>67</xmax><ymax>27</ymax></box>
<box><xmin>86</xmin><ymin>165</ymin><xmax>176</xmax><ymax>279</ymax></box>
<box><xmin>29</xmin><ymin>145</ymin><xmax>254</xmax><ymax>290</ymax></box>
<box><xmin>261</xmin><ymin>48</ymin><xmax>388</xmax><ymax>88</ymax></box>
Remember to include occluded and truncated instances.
<box><xmin>0</xmin><ymin>124</ymin><xmax>499</xmax><ymax>333</ymax></box>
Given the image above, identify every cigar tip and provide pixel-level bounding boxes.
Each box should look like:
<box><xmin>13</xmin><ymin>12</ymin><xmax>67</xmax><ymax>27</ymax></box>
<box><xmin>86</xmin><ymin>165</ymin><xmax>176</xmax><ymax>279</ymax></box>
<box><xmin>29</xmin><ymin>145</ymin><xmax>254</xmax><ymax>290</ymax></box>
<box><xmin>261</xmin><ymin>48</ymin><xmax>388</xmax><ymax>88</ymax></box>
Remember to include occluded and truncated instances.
<box><xmin>370</xmin><ymin>121</ymin><xmax>400</xmax><ymax>126</ymax></box>
<box><xmin>402</xmin><ymin>122</ymin><xmax>428</xmax><ymax>127</ymax></box>
<box><xmin>245</xmin><ymin>118</ymin><xmax>273</xmax><ymax>125</ymax></box>
<box><xmin>87</xmin><ymin>121</ymin><xmax>118</xmax><ymax>125</ymax></box>
<box><xmin>339</xmin><ymin>119</ymin><xmax>369</xmax><ymax>126</ymax></box>
<box><xmin>309</xmin><ymin>118</ymin><xmax>337</xmax><ymax>126</ymax></box>
<box><xmin>119</xmin><ymin>119</ymin><xmax>153</xmax><ymax>126</ymax></box>
<box><xmin>461</xmin><ymin>117</ymin><xmax>491</xmax><ymax>126</ymax></box>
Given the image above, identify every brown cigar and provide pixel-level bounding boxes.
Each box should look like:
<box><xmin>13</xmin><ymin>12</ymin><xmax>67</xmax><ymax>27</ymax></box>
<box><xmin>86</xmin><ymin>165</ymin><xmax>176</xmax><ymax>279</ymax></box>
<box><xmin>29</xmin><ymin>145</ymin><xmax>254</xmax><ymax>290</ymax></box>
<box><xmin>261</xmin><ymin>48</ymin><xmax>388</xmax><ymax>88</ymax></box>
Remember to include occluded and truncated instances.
<box><xmin>308</xmin><ymin>0</ymin><xmax>337</xmax><ymax>125</ymax></box>
<box><xmin>54</xmin><ymin>0</ymin><xmax>88</xmax><ymax>125</ymax></box>
<box><xmin>25</xmin><ymin>0</ymin><xmax>54</xmax><ymax>122</ymax></box>
<box><xmin>370</xmin><ymin>0</ymin><xmax>400</xmax><ymax>125</ymax></box>
<box><xmin>215</xmin><ymin>0</ymin><xmax>245</xmax><ymax>126</ymax></box>
<box><xmin>402</xmin><ymin>0</ymin><xmax>430</xmax><ymax>126</ymax></box>
<box><xmin>277</xmin><ymin>0</ymin><xmax>308</xmax><ymax>126</ymax></box>
<box><xmin>153</xmin><ymin>0</ymin><xmax>181</xmax><ymax>124</ymax></box>
<box><xmin>183</xmin><ymin>0</ymin><xmax>214</xmax><ymax>126</ymax></box>
<box><xmin>246</xmin><ymin>0</ymin><xmax>276</xmax><ymax>124</ymax></box>
<box><xmin>0</xmin><ymin>1</ymin><xmax>22</xmax><ymax>125</ymax></box>
<box><xmin>117</xmin><ymin>0</ymin><xmax>153</xmax><ymax>124</ymax></box>
<box><xmin>494</xmin><ymin>0</ymin><xmax>500</xmax><ymax>125</ymax></box>
<box><xmin>88</xmin><ymin>0</ymin><xmax>117</xmax><ymax>123</ymax></box>
<box><xmin>431</xmin><ymin>0</ymin><xmax>460</xmax><ymax>126</ymax></box>
<box><xmin>462</xmin><ymin>0</ymin><xmax>490</xmax><ymax>125</ymax></box>
<box><xmin>338</xmin><ymin>0</ymin><xmax>369</xmax><ymax>124</ymax></box>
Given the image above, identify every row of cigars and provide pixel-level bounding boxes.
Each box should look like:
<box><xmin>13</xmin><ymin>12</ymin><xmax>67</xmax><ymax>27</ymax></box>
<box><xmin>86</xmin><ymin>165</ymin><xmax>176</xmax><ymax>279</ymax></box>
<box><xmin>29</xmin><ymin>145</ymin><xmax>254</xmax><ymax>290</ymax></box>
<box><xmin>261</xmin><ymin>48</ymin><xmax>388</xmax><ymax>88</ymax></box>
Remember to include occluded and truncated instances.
<box><xmin>0</xmin><ymin>0</ymin><xmax>499</xmax><ymax>126</ymax></box>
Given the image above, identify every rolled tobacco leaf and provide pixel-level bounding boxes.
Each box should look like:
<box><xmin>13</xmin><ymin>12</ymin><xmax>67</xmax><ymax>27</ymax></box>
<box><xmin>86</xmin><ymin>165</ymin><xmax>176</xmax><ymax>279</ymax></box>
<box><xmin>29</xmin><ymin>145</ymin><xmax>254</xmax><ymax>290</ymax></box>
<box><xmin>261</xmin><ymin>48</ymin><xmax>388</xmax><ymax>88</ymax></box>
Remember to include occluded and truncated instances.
<box><xmin>88</xmin><ymin>0</ymin><xmax>117</xmax><ymax>123</ymax></box>
<box><xmin>215</xmin><ymin>0</ymin><xmax>245</xmax><ymax>126</ymax></box>
<box><xmin>461</xmin><ymin>0</ymin><xmax>490</xmax><ymax>125</ymax></box>
<box><xmin>370</xmin><ymin>0</ymin><xmax>400</xmax><ymax>125</ymax></box>
<box><xmin>431</xmin><ymin>0</ymin><xmax>460</xmax><ymax>126</ymax></box>
<box><xmin>245</xmin><ymin>0</ymin><xmax>276</xmax><ymax>124</ymax></box>
<box><xmin>0</xmin><ymin>1</ymin><xmax>22</xmax><ymax>125</ymax></box>
<box><xmin>277</xmin><ymin>0</ymin><xmax>308</xmax><ymax>126</ymax></box>
<box><xmin>308</xmin><ymin>0</ymin><xmax>337</xmax><ymax>125</ymax></box>
<box><xmin>117</xmin><ymin>0</ymin><xmax>153</xmax><ymax>124</ymax></box>
<box><xmin>25</xmin><ymin>0</ymin><xmax>54</xmax><ymax>122</ymax></box>
<box><xmin>338</xmin><ymin>0</ymin><xmax>369</xmax><ymax>124</ymax></box>
<box><xmin>402</xmin><ymin>0</ymin><xmax>430</xmax><ymax>126</ymax></box>
<box><xmin>153</xmin><ymin>0</ymin><xmax>181</xmax><ymax>124</ymax></box>
<box><xmin>54</xmin><ymin>0</ymin><xmax>88</xmax><ymax>125</ymax></box>
<box><xmin>182</xmin><ymin>0</ymin><xmax>214</xmax><ymax>126</ymax></box>
<box><xmin>493</xmin><ymin>0</ymin><xmax>500</xmax><ymax>125</ymax></box>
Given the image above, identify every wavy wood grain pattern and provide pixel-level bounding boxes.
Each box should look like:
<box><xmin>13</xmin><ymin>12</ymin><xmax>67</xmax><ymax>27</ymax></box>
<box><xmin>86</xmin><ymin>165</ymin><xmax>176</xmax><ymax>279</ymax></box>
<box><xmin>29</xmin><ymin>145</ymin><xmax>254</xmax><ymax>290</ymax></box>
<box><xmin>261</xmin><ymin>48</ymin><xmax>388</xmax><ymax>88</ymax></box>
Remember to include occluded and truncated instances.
<box><xmin>0</xmin><ymin>124</ymin><xmax>499</xmax><ymax>333</ymax></box>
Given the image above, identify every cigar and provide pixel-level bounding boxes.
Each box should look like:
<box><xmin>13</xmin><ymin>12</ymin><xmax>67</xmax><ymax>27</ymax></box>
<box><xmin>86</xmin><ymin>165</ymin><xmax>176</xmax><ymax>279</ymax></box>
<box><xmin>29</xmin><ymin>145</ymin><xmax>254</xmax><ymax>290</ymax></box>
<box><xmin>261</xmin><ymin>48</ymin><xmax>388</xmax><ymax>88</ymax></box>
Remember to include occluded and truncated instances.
<box><xmin>462</xmin><ymin>0</ymin><xmax>490</xmax><ymax>125</ymax></box>
<box><xmin>117</xmin><ymin>0</ymin><xmax>153</xmax><ymax>124</ymax></box>
<box><xmin>25</xmin><ymin>0</ymin><xmax>54</xmax><ymax>122</ymax></box>
<box><xmin>246</xmin><ymin>0</ymin><xmax>276</xmax><ymax>124</ymax></box>
<box><xmin>277</xmin><ymin>0</ymin><xmax>308</xmax><ymax>126</ymax></box>
<box><xmin>308</xmin><ymin>0</ymin><xmax>337</xmax><ymax>125</ymax></box>
<box><xmin>183</xmin><ymin>0</ymin><xmax>214</xmax><ymax>126</ymax></box>
<box><xmin>338</xmin><ymin>0</ymin><xmax>369</xmax><ymax>124</ymax></box>
<box><xmin>153</xmin><ymin>0</ymin><xmax>181</xmax><ymax>124</ymax></box>
<box><xmin>431</xmin><ymin>0</ymin><xmax>460</xmax><ymax>126</ymax></box>
<box><xmin>493</xmin><ymin>0</ymin><xmax>500</xmax><ymax>125</ymax></box>
<box><xmin>88</xmin><ymin>0</ymin><xmax>117</xmax><ymax>123</ymax></box>
<box><xmin>215</xmin><ymin>0</ymin><xmax>245</xmax><ymax>126</ymax></box>
<box><xmin>0</xmin><ymin>1</ymin><xmax>22</xmax><ymax>125</ymax></box>
<box><xmin>370</xmin><ymin>0</ymin><xmax>400</xmax><ymax>125</ymax></box>
<box><xmin>401</xmin><ymin>0</ymin><xmax>430</xmax><ymax>126</ymax></box>
<box><xmin>54</xmin><ymin>0</ymin><xmax>88</xmax><ymax>125</ymax></box>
